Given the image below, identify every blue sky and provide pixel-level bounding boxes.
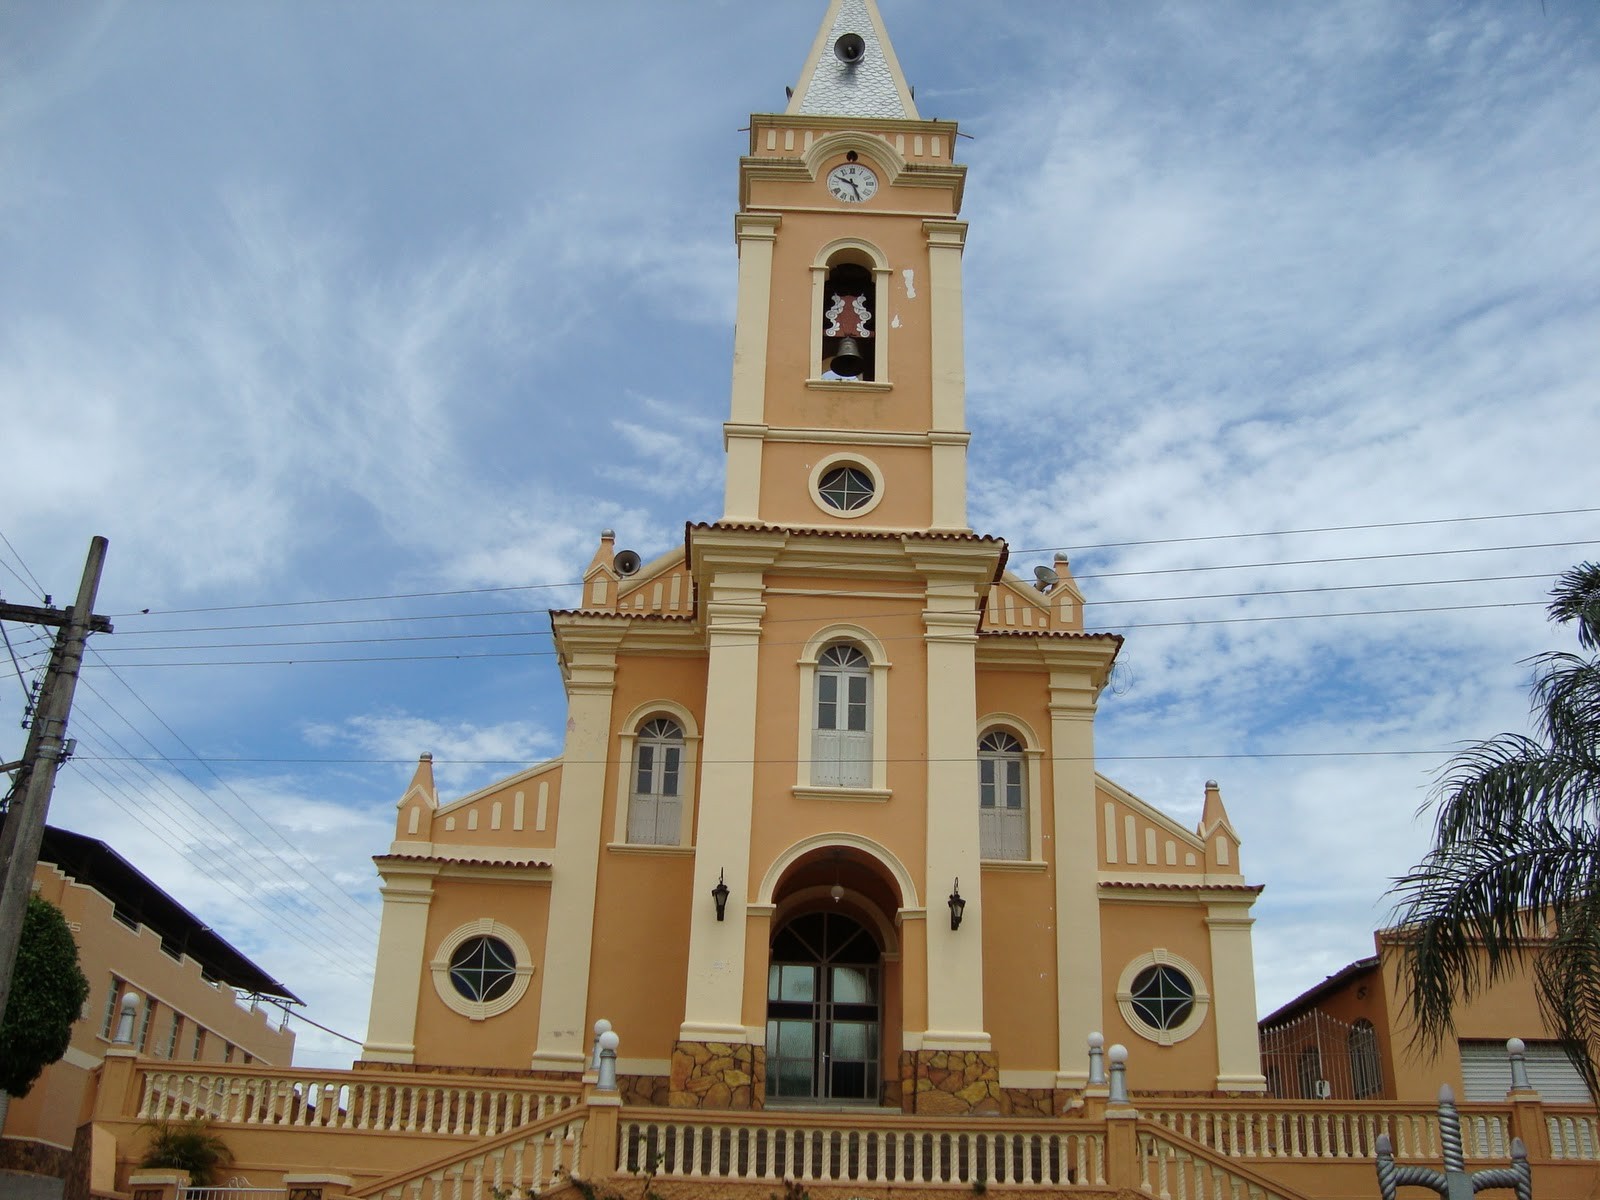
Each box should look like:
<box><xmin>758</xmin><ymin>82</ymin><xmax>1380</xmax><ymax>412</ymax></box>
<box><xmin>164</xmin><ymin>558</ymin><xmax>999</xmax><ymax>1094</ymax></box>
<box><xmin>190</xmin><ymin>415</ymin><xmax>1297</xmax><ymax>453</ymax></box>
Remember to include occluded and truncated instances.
<box><xmin>2</xmin><ymin>1</ymin><xmax>1597</xmax><ymax>1069</ymax></box>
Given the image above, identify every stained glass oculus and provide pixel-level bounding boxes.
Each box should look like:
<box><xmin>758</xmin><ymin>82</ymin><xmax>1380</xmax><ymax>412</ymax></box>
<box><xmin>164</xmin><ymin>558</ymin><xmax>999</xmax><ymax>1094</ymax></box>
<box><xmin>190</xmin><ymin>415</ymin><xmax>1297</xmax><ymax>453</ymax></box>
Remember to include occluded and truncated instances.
<box><xmin>449</xmin><ymin>935</ymin><xmax>518</xmax><ymax>1003</ymax></box>
<box><xmin>1129</xmin><ymin>964</ymin><xmax>1194</xmax><ymax>1031</ymax></box>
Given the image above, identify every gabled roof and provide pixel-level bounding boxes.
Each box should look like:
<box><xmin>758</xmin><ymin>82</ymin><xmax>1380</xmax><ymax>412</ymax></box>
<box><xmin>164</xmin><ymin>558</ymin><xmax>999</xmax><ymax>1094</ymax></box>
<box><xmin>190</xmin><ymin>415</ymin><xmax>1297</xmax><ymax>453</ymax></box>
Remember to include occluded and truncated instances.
<box><xmin>1258</xmin><ymin>956</ymin><xmax>1380</xmax><ymax>1028</ymax></box>
<box><xmin>787</xmin><ymin>0</ymin><xmax>919</xmax><ymax>121</ymax></box>
<box><xmin>23</xmin><ymin>821</ymin><xmax>301</xmax><ymax>1003</ymax></box>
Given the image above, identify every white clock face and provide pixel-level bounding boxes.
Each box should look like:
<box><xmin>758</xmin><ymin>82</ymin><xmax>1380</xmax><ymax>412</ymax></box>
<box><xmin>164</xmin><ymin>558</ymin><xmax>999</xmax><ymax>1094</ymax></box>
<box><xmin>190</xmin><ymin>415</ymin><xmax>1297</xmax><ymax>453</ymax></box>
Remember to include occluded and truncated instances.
<box><xmin>827</xmin><ymin>162</ymin><xmax>879</xmax><ymax>203</ymax></box>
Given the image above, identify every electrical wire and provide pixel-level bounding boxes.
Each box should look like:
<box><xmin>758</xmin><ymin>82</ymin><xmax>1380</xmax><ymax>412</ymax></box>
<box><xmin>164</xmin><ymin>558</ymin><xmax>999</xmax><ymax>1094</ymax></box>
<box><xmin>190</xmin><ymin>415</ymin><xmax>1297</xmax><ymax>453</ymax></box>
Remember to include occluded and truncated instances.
<box><xmin>86</xmin><ymin>597</ymin><xmax>1551</xmax><ymax>667</ymax></box>
<box><xmin>72</xmin><ymin>675</ymin><xmax>381</xmax><ymax>949</ymax></box>
<box><xmin>103</xmin><ymin>568</ymin><xmax>1563</xmax><ymax>641</ymax></box>
<box><xmin>82</xmin><ymin>650</ymin><xmax>386</xmax><ymax>928</ymax></box>
<box><xmin>106</xmin><ymin>506</ymin><xmax>1600</xmax><ymax>619</ymax></box>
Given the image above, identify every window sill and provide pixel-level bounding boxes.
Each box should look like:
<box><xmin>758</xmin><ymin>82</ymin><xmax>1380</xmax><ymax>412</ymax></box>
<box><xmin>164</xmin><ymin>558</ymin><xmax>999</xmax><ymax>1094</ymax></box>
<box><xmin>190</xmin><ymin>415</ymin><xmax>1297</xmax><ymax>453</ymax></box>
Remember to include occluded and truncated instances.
<box><xmin>606</xmin><ymin>842</ymin><xmax>695</xmax><ymax>856</ymax></box>
<box><xmin>981</xmin><ymin>858</ymin><xmax>1048</xmax><ymax>872</ymax></box>
<box><xmin>792</xmin><ymin>786</ymin><xmax>892</xmax><ymax>803</ymax></box>
<box><xmin>805</xmin><ymin>378</ymin><xmax>893</xmax><ymax>393</ymax></box>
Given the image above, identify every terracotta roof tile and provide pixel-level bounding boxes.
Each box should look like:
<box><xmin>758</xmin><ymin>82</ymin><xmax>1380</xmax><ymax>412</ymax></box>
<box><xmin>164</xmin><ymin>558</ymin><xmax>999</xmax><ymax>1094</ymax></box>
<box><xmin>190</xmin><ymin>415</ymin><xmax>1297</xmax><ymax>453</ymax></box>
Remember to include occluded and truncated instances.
<box><xmin>376</xmin><ymin>852</ymin><xmax>553</xmax><ymax>869</ymax></box>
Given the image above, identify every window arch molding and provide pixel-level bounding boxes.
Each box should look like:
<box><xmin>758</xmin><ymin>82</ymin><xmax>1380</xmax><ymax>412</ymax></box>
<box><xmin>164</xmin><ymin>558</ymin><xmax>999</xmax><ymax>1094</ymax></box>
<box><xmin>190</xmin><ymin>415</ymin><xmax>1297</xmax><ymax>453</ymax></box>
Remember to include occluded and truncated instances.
<box><xmin>800</xmin><ymin>132</ymin><xmax>909</xmax><ymax>183</ymax></box>
<box><xmin>794</xmin><ymin>625</ymin><xmax>891</xmax><ymax>799</ymax></box>
<box><xmin>611</xmin><ymin>699</ymin><xmax>701</xmax><ymax>850</ymax></box>
<box><xmin>755</xmin><ymin>831</ymin><xmax>921</xmax><ymax>912</ymax></box>
<box><xmin>810</xmin><ymin>237</ymin><xmax>893</xmax><ymax>384</ymax></box>
<box><xmin>429</xmin><ymin>918</ymin><xmax>535</xmax><ymax>1021</ymax></box>
<box><xmin>977</xmin><ymin>713</ymin><xmax>1045</xmax><ymax>866</ymax></box>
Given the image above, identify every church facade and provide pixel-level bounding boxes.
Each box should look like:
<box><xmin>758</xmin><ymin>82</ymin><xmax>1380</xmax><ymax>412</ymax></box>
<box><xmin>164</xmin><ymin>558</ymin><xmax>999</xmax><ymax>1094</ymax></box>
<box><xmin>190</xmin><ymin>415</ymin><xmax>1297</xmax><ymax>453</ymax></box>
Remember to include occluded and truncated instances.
<box><xmin>359</xmin><ymin>0</ymin><xmax>1267</xmax><ymax>1116</ymax></box>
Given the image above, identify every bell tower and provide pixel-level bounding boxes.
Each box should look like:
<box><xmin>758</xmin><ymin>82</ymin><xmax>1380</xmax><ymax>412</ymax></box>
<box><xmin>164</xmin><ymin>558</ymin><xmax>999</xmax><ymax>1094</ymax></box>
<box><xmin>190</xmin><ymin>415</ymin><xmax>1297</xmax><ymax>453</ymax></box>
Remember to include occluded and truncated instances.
<box><xmin>723</xmin><ymin>0</ymin><xmax>970</xmax><ymax>534</ymax></box>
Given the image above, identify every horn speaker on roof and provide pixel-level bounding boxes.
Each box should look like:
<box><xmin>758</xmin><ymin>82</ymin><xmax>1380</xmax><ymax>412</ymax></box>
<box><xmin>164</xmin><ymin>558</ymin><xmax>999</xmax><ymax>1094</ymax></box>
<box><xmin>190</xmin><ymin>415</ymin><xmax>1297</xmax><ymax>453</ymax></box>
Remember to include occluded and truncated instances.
<box><xmin>834</xmin><ymin>32</ymin><xmax>866</xmax><ymax>64</ymax></box>
<box><xmin>613</xmin><ymin>550</ymin><xmax>642</xmax><ymax>577</ymax></box>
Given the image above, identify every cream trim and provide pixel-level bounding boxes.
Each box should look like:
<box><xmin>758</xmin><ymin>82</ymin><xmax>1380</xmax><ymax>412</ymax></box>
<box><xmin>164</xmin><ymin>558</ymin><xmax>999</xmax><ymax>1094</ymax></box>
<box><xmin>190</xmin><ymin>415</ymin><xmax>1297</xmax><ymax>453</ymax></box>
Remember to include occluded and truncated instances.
<box><xmin>433</xmin><ymin>757</ymin><xmax>561</xmax><ymax>817</ymax></box>
<box><xmin>756</xmin><ymin>831</ymin><xmax>921</xmax><ymax>910</ymax></box>
<box><xmin>791</xmin><ymin>785</ymin><xmax>892</xmax><ymax>803</ymax></box>
<box><xmin>1116</xmin><ymin>948</ymin><xmax>1211</xmax><ymax>1047</ymax></box>
<box><xmin>768</xmin><ymin>426</ymin><xmax>970</xmax><ymax>448</ymax></box>
<box><xmin>429</xmin><ymin>918</ymin><xmax>536</xmax><ymax>1022</ymax></box>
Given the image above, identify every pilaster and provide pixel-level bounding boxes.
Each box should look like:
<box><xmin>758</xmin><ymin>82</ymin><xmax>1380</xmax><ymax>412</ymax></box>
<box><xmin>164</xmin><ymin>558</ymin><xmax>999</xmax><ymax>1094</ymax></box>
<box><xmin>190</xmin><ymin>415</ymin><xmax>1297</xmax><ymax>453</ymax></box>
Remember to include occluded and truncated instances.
<box><xmin>530</xmin><ymin>625</ymin><xmax>624</xmax><ymax>1073</ymax></box>
<box><xmin>723</xmin><ymin>213</ymin><xmax>781</xmax><ymax>522</ymax></box>
<box><xmin>924</xmin><ymin>220</ymin><xmax>969</xmax><ymax>532</ymax></box>
<box><xmin>678</xmin><ymin>537</ymin><xmax>782</xmax><ymax>1058</ymax></box>
<box><xmin>1207</xmin><ymin>901</ymin><xmax>1268</xmax><ymax>1091</ymax></box>
<box><xmin>360</xmin><ymin>864</ymin><xmax>437</xmax><ymax>1063</ymax></box>
<box><xmin>912</xmin><ymin>545</ymin><xmax>987</xmax><ymax>1049</ymax></box>
<box><xmin>1050</xmin><ymin>669</ymin><xmax>1104</xmax><ymax>1088</ymax></box>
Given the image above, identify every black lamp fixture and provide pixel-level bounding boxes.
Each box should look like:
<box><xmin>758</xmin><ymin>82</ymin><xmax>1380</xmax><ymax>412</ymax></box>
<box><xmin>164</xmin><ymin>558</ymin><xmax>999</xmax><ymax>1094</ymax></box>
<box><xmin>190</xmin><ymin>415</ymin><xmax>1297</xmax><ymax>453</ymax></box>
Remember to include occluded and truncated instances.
<box><xmin>947</xmin><ymin>878</ymin><xmax>966</xmax><ymax>931</ymax></box>
<box><xmin>712</xmin><ymin>869</ymin><xmax>730</xmax><ymax>921</ymax></box>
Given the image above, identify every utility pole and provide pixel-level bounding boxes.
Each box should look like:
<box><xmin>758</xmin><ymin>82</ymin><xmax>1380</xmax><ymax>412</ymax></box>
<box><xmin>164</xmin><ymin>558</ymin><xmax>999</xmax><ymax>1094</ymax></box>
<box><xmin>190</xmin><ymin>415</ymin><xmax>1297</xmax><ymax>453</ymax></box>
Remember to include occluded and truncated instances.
<box><xmin>0</xmin><ymin>536</ymin><xmax>111</xmax><ymax>1030</ymax></box>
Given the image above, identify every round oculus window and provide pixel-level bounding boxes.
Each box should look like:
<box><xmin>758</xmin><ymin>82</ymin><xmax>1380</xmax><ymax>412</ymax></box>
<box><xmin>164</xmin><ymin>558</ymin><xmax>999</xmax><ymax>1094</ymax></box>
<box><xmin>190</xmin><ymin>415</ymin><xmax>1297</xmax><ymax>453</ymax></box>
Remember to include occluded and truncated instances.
<box><xmin>818</xmin><ymin>466</ymin><xmax>875</xmax><ymax>512</ymax></box>
<box><xmin>448</xmin><ymin>935</ymin><xmax>518</xmax><ymax>1004</ymax></box>
<box><xmin>1129</xmin><ymin>963</ymin><xmax>1195</xmax><ymax>1032</ymax></box>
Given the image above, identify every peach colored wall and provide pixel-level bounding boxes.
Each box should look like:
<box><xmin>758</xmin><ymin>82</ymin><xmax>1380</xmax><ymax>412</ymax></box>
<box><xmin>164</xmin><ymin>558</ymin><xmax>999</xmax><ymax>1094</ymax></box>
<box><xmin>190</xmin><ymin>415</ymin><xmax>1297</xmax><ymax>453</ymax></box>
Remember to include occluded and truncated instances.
<box><xmin>1099</xmin><ymin>900</ymin><xmax>1221</xmax><ymax>1093</ymax></box>
<box><xmin>979</xmin><ymin>866</ymin><xmax>1060</xmax><ymax>1072</ymax></box>
<box><xmin>410</xmin><ymin>878</ymin><xmax>549</xmax><ymax>1068</ymax></box>
<box><xmin>1376</xmin><ymin>935</ymin><xmax>1553</xmax><ymax>1102</ymax></box>
<box><xmin>589</xmin><ymin>849</ymin><xmax>695</xmax><ymax>1059</ymax></box>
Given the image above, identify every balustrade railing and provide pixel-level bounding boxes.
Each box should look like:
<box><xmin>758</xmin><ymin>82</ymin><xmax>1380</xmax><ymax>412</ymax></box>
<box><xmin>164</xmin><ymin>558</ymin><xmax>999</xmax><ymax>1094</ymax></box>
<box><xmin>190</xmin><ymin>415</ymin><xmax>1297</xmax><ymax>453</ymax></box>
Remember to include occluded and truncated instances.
<box><xmin>1546</xmin><ymin>1106</ymin><xmax>1599</xmax><ymax>1159</ymax></box>
<box><xmin>1138</xmin><ymin>1126</ymin><xmax>1293</xmax><ymax>1200</ymax></box>
<box><xmin>357</xmin><ymin>1106</ymin><xmax>586</xmax><ymax>1200</ymax></box>
<box><xmin>136</xmin><ymin>1066</ymin><xmax>579</xmax><ymax>1137</ymax></box>
<box><xmin>617</xmin><ymin>1111</ymin><xmax>1106</xmax><ymax>1189</ymax></box>
<box><xmin>1143</xmin><ymin>1103</ymin><xmax>1512</xmax><ymax>1162</ymax></box>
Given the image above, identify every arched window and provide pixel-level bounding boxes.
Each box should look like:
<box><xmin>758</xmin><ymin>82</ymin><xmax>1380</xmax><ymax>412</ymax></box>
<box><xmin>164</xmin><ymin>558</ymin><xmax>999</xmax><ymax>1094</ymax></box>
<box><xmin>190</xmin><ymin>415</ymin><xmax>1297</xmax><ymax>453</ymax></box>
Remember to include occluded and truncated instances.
<box><xmin>1349</xmin><ymin>1018</ymin><xmax>1382</xmax><ymax>1098</ymax></box>
<box><xmin>628</xmin><ymin>717</ymin><xmax>684</xmax><ymax>845</ymax></box>
<box><xmin>978</xmin><ymin>730</ymin><xmax>1028</xmax><ymax>860</ymax></box>
<box><xmin>813</xmin><ymin>644</ymin><xmax>870</xmax><ymax>787</ymax></box>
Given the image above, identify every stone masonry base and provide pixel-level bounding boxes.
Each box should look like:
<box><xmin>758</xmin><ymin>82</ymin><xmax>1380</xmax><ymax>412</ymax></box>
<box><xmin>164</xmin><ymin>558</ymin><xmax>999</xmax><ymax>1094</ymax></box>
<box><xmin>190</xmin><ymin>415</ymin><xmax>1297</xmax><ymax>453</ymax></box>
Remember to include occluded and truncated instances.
<box><xmin>668</xmin><ymin>1040</ymin><xmax>766</xmax><ymax>1109</ymax></box>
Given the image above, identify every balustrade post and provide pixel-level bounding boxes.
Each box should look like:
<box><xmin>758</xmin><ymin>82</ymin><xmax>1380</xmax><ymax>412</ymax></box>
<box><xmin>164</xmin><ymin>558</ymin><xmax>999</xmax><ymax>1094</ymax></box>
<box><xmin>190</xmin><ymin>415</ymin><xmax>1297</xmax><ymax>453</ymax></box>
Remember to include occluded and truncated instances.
<box><xmin>1105</xmin><ymin>1113</ymin><xmax>1139</xmax><ymax>1189</ymax></box>
<box><xmin>1505</xmin><ymin>1039</ymin><xmax>1550</xmax><ymax>1161</ymax></box>
<box><xmin>581</xmin><ymin>1028</ymin><xmax>623</xmax><ymax>1182</ymax></box>
<box><xmin>92</xmin><ymin>1047</ymin><xmax>142</xmax><ymax>1121</ymax></box>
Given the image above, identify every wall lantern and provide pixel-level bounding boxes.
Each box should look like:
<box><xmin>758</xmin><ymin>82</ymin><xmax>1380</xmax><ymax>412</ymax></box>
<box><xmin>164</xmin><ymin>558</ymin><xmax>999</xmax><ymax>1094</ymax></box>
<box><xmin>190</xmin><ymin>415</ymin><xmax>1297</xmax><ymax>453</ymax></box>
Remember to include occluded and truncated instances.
<box><xmin>947</xmin><ymin>878</ymin><xmax>966</xmax><ymax>931</ymax></box>
<box><xmin>712</xmin><ymin>869</ymin><xmax>730</xmax><ymax>921</ymax></box>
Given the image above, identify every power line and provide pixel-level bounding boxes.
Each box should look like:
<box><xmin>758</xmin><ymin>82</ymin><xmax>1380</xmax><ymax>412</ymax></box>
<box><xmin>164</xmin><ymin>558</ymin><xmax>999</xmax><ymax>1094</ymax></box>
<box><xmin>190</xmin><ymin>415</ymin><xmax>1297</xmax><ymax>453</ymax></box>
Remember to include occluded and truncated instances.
<box><xmin>87</xmin><ymin>598</ymin><xmax>1550</xmax><ymax>668</ymax></box>
<box><xmin>74</xmin><ymin>667</ymin><xmax>381</xmax><ymax>945</ymax></box>
<box><xmin>107</xmin><ymin>568</ymin><xmax>1559</xmax><ymax>640</ymax></box>
<box><xmin>77</xmin><ymin>747</ymin><xmax>1463</xmax><ymax>766</ymax></box>
<box><xmin>66</xmin><ymin>708</ymin><xmax>378</xmax><ymax>957</ymax></box>
<box><xmin>67</xmin><ymin>753</ymin><xmax>375</xmax><ymax>984</ymax></box>
<box><xmin>109</xmin><ymin>507</ymin><xmax>1600</xmax><ymax>619</ymax></box>
<box><xmin>0</xmin><ymin>529</ymin><xmax>48</xmax><ymax>599</ymax></box>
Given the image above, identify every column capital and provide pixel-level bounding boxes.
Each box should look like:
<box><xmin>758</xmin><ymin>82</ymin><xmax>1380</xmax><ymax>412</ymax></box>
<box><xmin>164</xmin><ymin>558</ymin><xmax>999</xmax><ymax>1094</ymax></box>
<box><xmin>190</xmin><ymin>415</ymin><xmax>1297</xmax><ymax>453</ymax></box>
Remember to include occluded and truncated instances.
<box><xmin>735</xmin><ymin>212</ymin><xmax>782</xmax><ymax>241</ymax></box>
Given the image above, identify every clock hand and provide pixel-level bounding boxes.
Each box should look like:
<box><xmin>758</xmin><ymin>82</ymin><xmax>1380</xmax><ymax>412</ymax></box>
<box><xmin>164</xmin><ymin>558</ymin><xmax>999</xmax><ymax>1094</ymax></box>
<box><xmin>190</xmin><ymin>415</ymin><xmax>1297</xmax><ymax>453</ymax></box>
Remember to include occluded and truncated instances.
<box><xmin>847</xmin><ymin>177</ymin><xmax>860</xmax><ymax>197</ymax></box>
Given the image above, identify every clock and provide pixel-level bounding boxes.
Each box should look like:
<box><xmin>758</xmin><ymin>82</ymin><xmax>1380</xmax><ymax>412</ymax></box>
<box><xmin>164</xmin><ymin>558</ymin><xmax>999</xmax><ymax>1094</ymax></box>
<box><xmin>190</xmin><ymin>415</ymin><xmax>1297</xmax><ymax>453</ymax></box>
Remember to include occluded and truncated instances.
<box><xmin>827</xmin><ymin>162</ymin><xmax>879</xmax><ymax>204</ymax></box>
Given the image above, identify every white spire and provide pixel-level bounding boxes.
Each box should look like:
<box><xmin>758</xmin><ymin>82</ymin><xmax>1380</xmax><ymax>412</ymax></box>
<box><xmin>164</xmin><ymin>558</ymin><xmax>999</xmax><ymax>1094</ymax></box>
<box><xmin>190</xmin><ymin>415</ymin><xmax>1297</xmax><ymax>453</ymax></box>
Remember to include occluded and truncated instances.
<box><xmin>787</xmin><ymin>0</ymin><xmax>919</xmax><ymax>121</ymax></box>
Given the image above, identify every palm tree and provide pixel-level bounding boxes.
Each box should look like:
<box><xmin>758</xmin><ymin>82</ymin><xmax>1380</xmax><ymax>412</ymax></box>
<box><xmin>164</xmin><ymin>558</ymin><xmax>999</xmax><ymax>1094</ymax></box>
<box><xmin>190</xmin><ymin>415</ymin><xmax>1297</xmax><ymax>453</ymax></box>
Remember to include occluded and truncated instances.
<box><xmin>1390</xmin><ymin>562</ymin><xmax>1600</xmax><ymax>1098</ymax></box>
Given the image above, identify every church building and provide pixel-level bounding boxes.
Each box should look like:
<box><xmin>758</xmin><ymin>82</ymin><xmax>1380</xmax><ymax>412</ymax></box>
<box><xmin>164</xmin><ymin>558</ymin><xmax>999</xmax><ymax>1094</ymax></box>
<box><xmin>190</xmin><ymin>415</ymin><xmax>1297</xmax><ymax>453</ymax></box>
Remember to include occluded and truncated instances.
<box><xmin>359</xmin><ymin>0</ymin><xmax>1267</xmax><ymax>1116</ymax></box>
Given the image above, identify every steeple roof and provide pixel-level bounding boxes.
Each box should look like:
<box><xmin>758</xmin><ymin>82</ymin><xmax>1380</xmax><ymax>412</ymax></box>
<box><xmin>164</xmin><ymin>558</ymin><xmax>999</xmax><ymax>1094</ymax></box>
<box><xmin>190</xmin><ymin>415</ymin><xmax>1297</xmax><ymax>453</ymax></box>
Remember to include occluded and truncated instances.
<box><xmin>787</xmin><ymin>0</ymin><xmax>919</xmax><ymax>121</ymax></box>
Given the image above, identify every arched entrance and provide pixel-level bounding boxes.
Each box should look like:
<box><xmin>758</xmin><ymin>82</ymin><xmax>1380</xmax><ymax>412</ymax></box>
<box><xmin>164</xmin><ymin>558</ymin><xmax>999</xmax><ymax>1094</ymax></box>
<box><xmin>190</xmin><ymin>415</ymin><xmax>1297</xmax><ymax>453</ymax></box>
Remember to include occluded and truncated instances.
<box><xmin>766</xmin><ymin>910</ymin><xmax>881</xmax><ymax>1103</ymax></box>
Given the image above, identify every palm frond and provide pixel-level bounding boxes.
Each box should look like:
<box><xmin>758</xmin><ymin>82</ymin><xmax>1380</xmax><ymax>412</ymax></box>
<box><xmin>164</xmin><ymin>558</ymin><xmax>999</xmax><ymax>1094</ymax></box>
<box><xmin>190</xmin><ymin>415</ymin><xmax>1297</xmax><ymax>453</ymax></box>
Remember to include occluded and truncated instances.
<box><xmin>1547</xmin><ymin>561</ymin><xmax>1600</xmax><ymax>651</ymax></box>
<box><xmin>1432</xmin><ymin>734</ymin><xmax>1599</xmax><ymax>838</ymax></box>
<box><xmin>1532</xmin><ymin>652</ymin><xmax>1600</xmax><ymax>751</ymax></box>
<box><xmin>1390</xmin><ymin>822</ymin><xmax>1600</xmax><ymax>1052</ymax></box>
<box><xmin>1534</xmin><ymin>894</ymin><xmax>1600</xmax><ymax>1102</ymax></box>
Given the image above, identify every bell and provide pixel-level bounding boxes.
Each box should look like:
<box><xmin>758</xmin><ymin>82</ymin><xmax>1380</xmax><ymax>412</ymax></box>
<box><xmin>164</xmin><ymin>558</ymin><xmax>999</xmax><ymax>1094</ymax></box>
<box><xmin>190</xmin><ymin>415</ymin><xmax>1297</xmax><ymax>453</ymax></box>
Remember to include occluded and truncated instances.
<box><xmin>830</xmin><ymin>337</ymin><xmax>866</xmax><ymax>377</ymax></box>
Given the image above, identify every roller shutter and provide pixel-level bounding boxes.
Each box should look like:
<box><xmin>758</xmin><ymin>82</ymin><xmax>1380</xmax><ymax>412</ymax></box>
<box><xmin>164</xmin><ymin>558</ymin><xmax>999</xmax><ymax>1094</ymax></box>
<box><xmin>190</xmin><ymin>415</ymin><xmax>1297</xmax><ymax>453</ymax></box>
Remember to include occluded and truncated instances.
<box><xmin>1458</xmin><ymin>1039</ymin><xmax>1590</xmax><ymax>1103</ymax></box>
